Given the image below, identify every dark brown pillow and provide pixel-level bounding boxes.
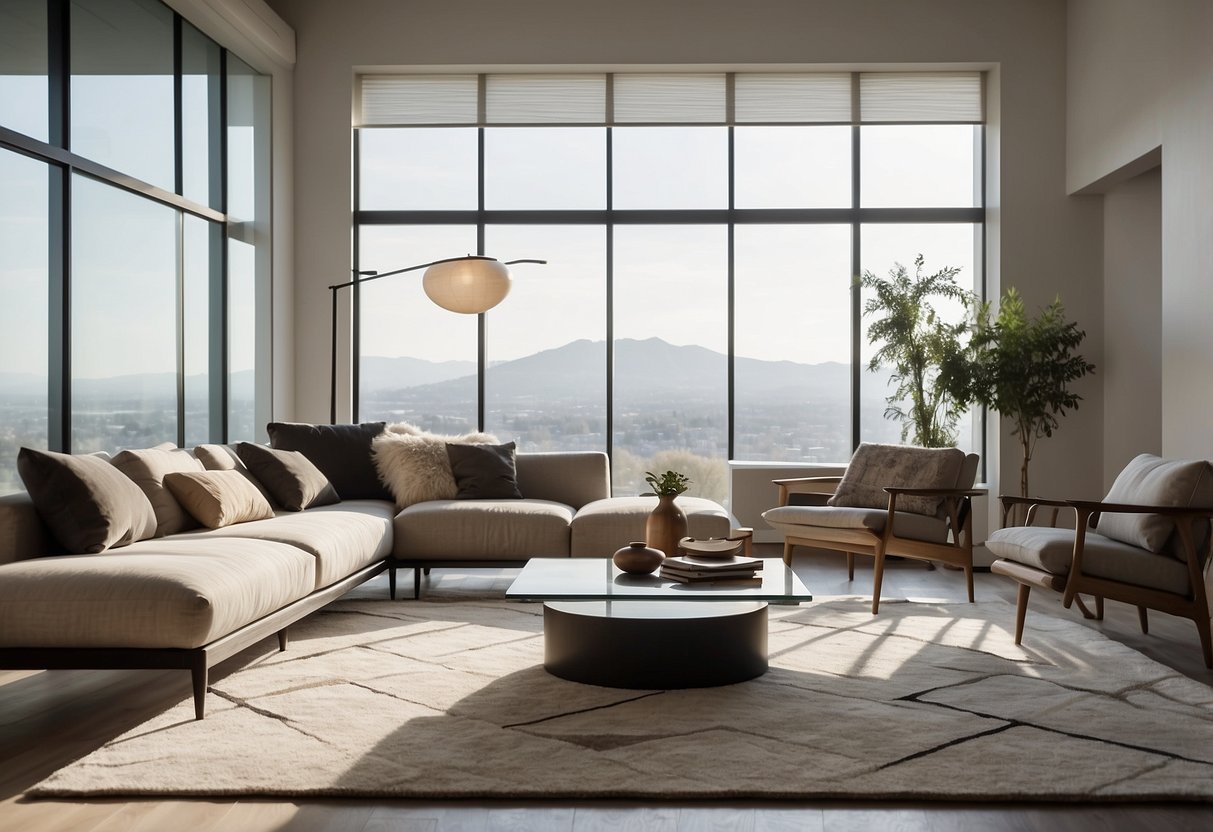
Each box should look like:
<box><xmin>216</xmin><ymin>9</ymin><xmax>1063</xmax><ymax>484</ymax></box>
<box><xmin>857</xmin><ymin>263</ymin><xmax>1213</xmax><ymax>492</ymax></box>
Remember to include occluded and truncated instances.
<box><xmin>445</xmin><ymin>441</ymin><xmax>523</xmax><ymax>500</ymax></box>
<box><xmin>235</xmin><ymin>443</ymin><xmax>340</xmax><ymax>511</ymax></box>
<box><xmin>267</xmin><ymin>421</ymin><xmax>391</xmax><ymax>501</ymax></box>
<box><xmin>17</xmin><ymin>447</ymin><xmax>157</xmax><ymax>553</ymax></box>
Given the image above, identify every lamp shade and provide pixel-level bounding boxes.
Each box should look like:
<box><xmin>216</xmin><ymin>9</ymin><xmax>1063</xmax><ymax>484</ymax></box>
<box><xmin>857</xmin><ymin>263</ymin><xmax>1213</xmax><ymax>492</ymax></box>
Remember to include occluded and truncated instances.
<box><xmin>422</xmin><ymin>256</ymin><xmax>511</xmax><ymax>314</ymax></box>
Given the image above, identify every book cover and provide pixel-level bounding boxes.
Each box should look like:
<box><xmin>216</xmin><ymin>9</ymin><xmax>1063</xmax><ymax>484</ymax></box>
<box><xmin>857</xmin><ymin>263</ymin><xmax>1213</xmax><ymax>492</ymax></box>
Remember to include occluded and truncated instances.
<box><xmin>660</xmin><ymin>569</ymin><xmax>763</xmax><ymax>585</ymax></box>
<box><xmin>663</xmin><ymin>554</ymin><xmax>764</xmax><ymax>572</ymax></box>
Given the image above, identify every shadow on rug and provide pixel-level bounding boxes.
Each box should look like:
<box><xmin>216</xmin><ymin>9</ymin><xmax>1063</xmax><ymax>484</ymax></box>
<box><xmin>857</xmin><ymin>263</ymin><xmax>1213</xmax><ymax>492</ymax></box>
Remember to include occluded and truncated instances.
<box><xmin>28</xmin><ymin>595</ymin><xmax>1213</xmax><ymax>801</ymax></box>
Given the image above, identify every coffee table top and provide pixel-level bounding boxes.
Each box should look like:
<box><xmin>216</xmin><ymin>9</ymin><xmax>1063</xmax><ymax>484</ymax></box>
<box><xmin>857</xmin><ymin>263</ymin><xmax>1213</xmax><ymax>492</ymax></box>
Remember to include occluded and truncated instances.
<box><xmin>505</xmin><ymin>557</ymin><xmax>811</xmax><ymax>603</ymax></box>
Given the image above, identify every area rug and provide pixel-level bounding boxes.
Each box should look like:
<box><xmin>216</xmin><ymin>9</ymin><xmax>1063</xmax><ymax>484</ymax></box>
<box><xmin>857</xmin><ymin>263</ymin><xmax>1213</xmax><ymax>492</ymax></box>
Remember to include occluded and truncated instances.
<box><xmin>29</xmin><ymin>594</ymin><xmax>1213</xmax><ymax>801</ymax></box>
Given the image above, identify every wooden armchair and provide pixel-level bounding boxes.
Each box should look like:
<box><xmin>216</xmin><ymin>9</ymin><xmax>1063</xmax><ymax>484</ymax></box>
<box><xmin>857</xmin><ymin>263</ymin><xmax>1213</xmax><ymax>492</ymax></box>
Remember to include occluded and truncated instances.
<box><xmin>986</xmin><ymin>454</ymin><xmax>1213</xmax><ymax>668</ymax></box>
<box><xmin>761</xmin><ymin>444</ymin><xmax>983</xmax><ymax>614</ymax></box>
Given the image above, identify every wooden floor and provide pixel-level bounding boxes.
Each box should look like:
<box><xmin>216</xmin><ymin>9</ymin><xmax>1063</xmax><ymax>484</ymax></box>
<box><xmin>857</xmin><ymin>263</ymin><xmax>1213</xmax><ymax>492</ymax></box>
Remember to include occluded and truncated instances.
<box><xmin>3</xmin><ymin>548</ymin><xmax>1212</xmax><ymax>832</ymax></box>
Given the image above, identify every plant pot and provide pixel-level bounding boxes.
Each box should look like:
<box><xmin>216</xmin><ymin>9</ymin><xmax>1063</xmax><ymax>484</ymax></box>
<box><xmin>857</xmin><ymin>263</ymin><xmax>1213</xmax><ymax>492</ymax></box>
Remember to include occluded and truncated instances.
<box><xmin>613</xmin><ymin>541</ymin><xmax>664</xmax><ymax>574</ymax></box>
<box><xmin>645</xmin><ymin>494</ymin><xmax>688</xmax><ymax>558</ymax></box>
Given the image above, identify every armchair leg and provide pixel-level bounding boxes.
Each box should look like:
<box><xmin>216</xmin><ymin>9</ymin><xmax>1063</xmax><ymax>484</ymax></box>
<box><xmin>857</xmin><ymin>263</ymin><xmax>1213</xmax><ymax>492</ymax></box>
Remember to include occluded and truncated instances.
<box><xmin>846</xmin><ymin>552</ymin><xmax>854</xmax><ymax>581</ymax></box>
<box><xmin>1095</xmin><ymin>596</ymin><xmax>1105</xmax><ymax>620</ymax></box>
<box><xmin>964</xmin><ymin>563</ymin><xmax>974</xmax><ymax>603</ymax></box>
<box><xmin>1137</xmin><ymin>606</ymin><xmax>1149</xmax><ymax>634</ymax></box>
<box><xmin>1196</xmin><ymin>617</ymin><xmax>1213</xmax><ymax>669</ymax></box>
<box><xmin>1073</xmin><ymin>595</ymin><xmax>1097</xmax><ymax>620</ymax></box>
<box><xmin>783</xmin><ymin>541</ymin><xmax>794</xmax><ymax>566</ymax></box>
<box><xmin>1014</xmin><ymin>583</ymin><xmax>1030</xmax><ymax>645</ymax></box>
<box><xmin>871</xmin><ymin>550</ymin><xmax>887</xmax><ymax>614</ymax></box>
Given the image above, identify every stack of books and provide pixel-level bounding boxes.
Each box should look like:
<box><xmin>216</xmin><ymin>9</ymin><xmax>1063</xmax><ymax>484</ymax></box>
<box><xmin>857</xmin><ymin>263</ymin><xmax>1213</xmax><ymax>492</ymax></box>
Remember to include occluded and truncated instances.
<box><xmin>659</xmin><ymin>554</ymin><xmax>764</xmax><ymax>584</ymax></box>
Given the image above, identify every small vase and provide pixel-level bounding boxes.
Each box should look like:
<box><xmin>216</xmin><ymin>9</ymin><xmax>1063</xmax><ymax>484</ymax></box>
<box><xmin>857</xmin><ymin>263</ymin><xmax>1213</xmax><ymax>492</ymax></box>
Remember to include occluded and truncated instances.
<box><xmin>613</xmin><ymin>541</ymin><xmax>664</xmax><ymax>574</ymax></box>
<box><xmin>645</xmin><ymin>494</ymin><xmax>688</xmax><ymax>558</ymax></box>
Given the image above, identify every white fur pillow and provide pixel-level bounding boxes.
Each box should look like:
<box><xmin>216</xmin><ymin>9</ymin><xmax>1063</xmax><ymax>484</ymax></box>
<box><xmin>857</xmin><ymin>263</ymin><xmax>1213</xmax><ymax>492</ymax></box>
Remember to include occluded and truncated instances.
<box><xmin>372</xmin><ymin>422</ymin><xmax>499</xmax><ymax>508</ymax></box>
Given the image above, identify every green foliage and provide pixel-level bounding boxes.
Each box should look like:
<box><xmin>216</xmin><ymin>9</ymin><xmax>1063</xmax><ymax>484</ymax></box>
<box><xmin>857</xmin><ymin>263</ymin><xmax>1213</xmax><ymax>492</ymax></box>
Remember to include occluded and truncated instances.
<box><xmin>861</xmin><ymin>254</ymin><xmax>976</xmax><ymax>448</ymax></box>
<box><xmin>642</xmin><ymin>469</ymin><xmax>691</xmax><ymax>497</ymax></box>
<box><xmin>942</xmin><ymin>287</ymin><xmax>1095</xmax><ymax>496</ymax></box>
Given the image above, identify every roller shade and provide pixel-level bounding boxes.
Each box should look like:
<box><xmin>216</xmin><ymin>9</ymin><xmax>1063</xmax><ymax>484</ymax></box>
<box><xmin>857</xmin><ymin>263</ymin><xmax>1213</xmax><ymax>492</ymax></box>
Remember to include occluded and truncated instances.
<box><xmin>734</xmin><ymin>72</ymin><xmax>852</xmax><ymax>123</ymax></box>
<box><xmin>612</xmin><ymin>73</ymin><xmax>727</xmax><ymax>123</ymax></box>
<box><xmin>359</xmin><ymin>75</ymin><xmax>477</xmax><ymax>125</ymax></box>
<box><xmin>485</xmin><ymin>74</ymin><xmax>606</xmax><ymax>123</ymax></box>
<box><xmin>860</xmin><ymin>72</ymin><xmax>983</xmax><ymax>122</ymax></box>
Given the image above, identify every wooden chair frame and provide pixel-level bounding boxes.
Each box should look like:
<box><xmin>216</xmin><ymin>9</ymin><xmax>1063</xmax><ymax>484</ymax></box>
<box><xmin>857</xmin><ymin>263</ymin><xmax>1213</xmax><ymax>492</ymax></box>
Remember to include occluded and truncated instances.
<box><xmin>773</xmin><ymin>477</ymin><xmax>984</xmax><ymax>614</ymax></box>
<box><xmin>991</xmin><ymin>495</ymin><xmax>1213</xmax><ymax>668</ymax></box>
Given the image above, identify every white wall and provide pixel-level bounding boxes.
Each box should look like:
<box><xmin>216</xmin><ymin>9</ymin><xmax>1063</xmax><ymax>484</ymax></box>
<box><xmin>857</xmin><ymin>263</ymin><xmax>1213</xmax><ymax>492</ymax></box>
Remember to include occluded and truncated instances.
<box><xmin>1069</xmin><ymin>0</ymin><xmax>1213</xmax><ymax>461</ymax></box>
<box><xmin>267</xmin><ymin>0</ymin><xmax>1104</xmax><ymax>504</ymax></box>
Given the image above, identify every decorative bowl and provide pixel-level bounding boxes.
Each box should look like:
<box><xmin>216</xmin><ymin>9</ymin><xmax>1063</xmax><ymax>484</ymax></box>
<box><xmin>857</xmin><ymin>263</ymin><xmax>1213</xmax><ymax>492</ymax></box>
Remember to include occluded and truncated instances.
<box><xmin>613</xmin><ymin>541</ymin><xmax>665</xmax><ymax>574</ymax></box>
<box><xmin>677</xmin><ymin>537</ymin><xmax>744</xmax><ymax>558</ymax></box>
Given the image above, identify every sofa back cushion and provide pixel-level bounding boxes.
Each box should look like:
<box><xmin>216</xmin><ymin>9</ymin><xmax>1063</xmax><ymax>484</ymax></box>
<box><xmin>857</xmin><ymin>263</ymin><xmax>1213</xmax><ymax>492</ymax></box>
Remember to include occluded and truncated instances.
<box><xmin>267</xmin><ymin>421</ymin><xmax>391</xmax><ymax>501</ymax></box>
<box><xmin>111</xmin><ymin>447</ymin><xmax>206</xmax><ymax>536</ymax></box>
<box><xmin>514</xmin><ymin>451</ymin><xmax>611</xmax><ymax>510</ymax></box>
<box><xmin>236</xmin><ymin>443</ymin><xmax>340</xmax><ymax>511</ymax></box>
<box><xmin>165</xmin><ymin>470</ymin><xmax>276</xmax><ymax>529</ymax></box>
<box><xmin>828</xmin><ymin>443</ymin><xmax>966</xmax><ymax>517</ymax></box>
<box><xmin>1098</xmin><ymin>454</ymin><xmax>1213</xmax><ymax>556</ymax></box>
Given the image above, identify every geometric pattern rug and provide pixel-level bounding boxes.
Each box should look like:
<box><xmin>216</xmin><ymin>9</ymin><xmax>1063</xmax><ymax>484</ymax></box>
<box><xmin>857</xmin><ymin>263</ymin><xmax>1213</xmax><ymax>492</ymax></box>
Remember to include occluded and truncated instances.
<box><xmin>29</xmin><ymin>593</ymin><xmax>1213</xmax><ymax>801</ymax></box>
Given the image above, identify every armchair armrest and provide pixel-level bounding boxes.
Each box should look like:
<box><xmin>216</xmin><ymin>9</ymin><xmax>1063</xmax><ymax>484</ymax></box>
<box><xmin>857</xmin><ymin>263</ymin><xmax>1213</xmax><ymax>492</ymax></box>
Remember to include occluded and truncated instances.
<box><xmin>772</xmin><ymin>476</ymin><xmax>843</xmax><ymax>507</ymax></box>
<box><xmin>883</xmin><ymin>487</ymin><xmax>986</xmax><ymax>498</ymax></box>
<box><xmin>1066</xmin><ymin>499</ymin><xmax>1213</xmax><ymax>517</ymax></box>
<box><xmin>997</xmin><ymin>494</ymin><xmax>1072</xmax><ymax>529</ymax></box>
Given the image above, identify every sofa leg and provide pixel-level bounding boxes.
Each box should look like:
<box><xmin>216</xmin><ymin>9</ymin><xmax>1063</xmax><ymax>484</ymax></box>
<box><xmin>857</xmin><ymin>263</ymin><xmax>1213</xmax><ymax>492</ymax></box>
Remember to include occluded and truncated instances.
<box><xmin>846</xmin><ymin>552</ymin><xmax>854</xmax><ymax>581</ymax></box>
<box><xmin>388</xmin><ymin>564</ymin><xmax>397</xmax><ymax>600</ymax></box>
<box><xmin>414</xmin><ymin>567</ymin><xmax>422</xmax><ymax>600</ymax></box>
<box><xmin>1137</xmin><ymin>606</ymin><xmax>1149</xmax><ymax>634</ymax></box>
<box><xmin>1014</xmin><ymin>583</ymin><xmax>1030</xmax><ymax>645</ymax></box>
<box><xmin>191</xmin><ymin>659</ymin><xmax>208</xmax><ymax>720</ymax></box>
<box><xmin>278</xmin><ymin>629</ymin><xmax>288</xmax><ymax>651</ymax></box>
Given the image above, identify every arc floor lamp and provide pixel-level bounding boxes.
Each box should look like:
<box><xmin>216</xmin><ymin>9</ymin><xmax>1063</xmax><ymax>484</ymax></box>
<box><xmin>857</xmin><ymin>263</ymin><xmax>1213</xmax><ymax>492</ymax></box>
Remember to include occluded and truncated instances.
<box><xmin>329</xmin><ymin>255</ymin><xmax>546</xmax><ymax>423</ymax></box>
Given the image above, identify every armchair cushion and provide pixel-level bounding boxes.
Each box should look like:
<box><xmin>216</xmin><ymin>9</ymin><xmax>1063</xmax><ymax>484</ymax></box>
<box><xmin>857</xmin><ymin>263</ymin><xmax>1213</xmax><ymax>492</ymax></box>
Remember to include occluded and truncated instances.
<box><xmin>827</xmin><ymin>443</ymin><xmax>966</xmax><ymax>516</ymax></box>
<box><xmin>763</xmin><ymin>505</ymin><xmax>949</xmax><ymax>543</ymax></box>
<box><xmin>1097</xmin><ymin>455</ymin><xmax>1213</xmax><ymax>554</ymax></box>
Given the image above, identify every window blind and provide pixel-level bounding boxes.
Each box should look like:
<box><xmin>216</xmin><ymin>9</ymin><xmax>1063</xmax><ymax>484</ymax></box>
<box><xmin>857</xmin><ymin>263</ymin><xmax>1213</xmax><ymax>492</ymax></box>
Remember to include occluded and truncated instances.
<box><xmin>734</xmin><ymin>73</ymin><xmax>852</xmax><ymax>123</ymax></box>
<box><xmin>485</xmin><ymin>74</ymin><xmax>606</xmax><ymax>123</ymax></box>
<box><xmin>358</xmin><ymin>75</ymin><xmax>478</xmax><ymax>125</ymax></box>
<box><xmin>860</xmin><ymin>72</ymin><xmax>983</xmax><ymax>122</ymax></box>
<box><xmin>612</xmin><ymin>73</ymin><xmax>726</xmax><ymax>123</ymax></box>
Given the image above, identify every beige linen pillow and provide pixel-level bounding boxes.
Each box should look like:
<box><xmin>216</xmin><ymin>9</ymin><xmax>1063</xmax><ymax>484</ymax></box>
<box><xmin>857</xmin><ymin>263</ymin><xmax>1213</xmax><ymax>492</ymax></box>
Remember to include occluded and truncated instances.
<box><xmin>236</xmin><ymin>443</ymin><xmax>340</xmax><ymax>511</ymax></box>
<box><xmin>196</xmin><ymin>443</ymin><xmax>276</xmax><ymax>504</ymax></box>
<box><xmin>1097</xmin><ymin>454</ymin><xmax>1213</xmax><ymax>554</ymax></box>
<box><xmin>372</xmin><ymin>422</ymin><xmax>499</xmax><ymax>508</ymax></box>
<box><xmin>111</xmin><ymin>447</ymin><xmax>206</xmax><ymax>536</ymax></box>
<box><xmin>164</xmin><ymin>470</ymin><xmax>275</xmax><ymax>529</ymax></box>
<box><xmin>828</xmin><ymin>443</ymin><xmax>965</xmax><ymax>516</ymax></box>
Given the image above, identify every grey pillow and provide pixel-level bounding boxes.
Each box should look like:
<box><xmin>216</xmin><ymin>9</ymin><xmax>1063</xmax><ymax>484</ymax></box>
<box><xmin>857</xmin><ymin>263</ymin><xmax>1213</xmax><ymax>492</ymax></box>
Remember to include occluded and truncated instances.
<box><xmin>236</xmin><ymin>443</ymin><xmax>340</xmax><ymax>511</ymax></box>
<box><xmin>17</xmin><ymin>447</ymin><xmax>157</xmax><ymax>553</ymax></box>
<box><xmin>267</xmin><ymin>421</ymin><xmax>391</xmax><ymax>501</ymax></box>
<box><xmin>446</xmin><ymin>441</ymin><xmax>523</xmax><ymax>500</ymax></box>
<box><xmin>111</xmin><ymin>447</ymin><xmax>206</xmax><ymax>536</ymax></box>
<box><xmin>828</xmin><ymin>443</ymin><xmax>965</xmax><ymax>516</ymax></box>
<box><xmin>1098</xmin><ymin>454</ymin><xmax>1213</xmax><ymax>554</ymax></box>
<box><xmin>164</xmin><ymin>470</ymin><xmax>275</xmax><ymax>529</ymax></box>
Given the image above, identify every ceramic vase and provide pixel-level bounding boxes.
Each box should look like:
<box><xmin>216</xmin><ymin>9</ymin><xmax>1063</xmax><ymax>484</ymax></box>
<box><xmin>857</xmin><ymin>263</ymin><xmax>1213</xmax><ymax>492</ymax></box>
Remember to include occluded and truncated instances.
<box><xmin>612</xmin><ymin>541</ymin><xmax>664</xmax><ymax>574</ymax></box>
<box><xmin>645</xmin><ymin>494</ymin><xmax>688</xmax><ymax>558</ymax></box>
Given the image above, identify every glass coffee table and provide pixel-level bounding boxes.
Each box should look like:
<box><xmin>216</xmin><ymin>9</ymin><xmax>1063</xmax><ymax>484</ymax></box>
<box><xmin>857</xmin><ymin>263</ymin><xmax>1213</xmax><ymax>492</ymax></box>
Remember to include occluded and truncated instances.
<box><xmin>506</xmin><ymin>558</ymin><xmax>811</xmax><ymax>689</ymax></box>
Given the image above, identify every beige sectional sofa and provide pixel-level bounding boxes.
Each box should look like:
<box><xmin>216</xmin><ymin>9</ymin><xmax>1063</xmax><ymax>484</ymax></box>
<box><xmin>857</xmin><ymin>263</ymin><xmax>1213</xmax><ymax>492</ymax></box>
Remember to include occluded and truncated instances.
<box><xmin>0</xmin><ymin>443</ymin><xmax>731</xmax><ymax>718</ymax></box>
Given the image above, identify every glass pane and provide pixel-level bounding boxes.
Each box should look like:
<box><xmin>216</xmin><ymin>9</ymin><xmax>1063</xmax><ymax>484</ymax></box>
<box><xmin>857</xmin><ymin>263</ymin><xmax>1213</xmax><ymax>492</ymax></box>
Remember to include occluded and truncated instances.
<box><xmin>859</xmin><ymin>223</ymin><xmax>979</xmax><ymax>452</ymax></box>
<box><xmin>613</xmin><ymin>225</ymin><xmax>728</xmax><ymax>500</ymax></box>
<box><xmin>359</xmin><ymin>128</ymin><xmax>478</xmax><ymax>210</ymax></box>
<box><xmin>228</xmin><ymin>237</ymin><xmax>255</xmax><ymax>441</ymax></box>
<box><xmin>71</xmin><ymin>175</ymin><xmax>177</xmax><ymax>453</ymax></box>
<box><xmin>226</xmin><ymin>55</ymin><xmax>268</xmax><ymax>222</ymax></box>
<box><xmin>71</xmin><ymin>0</ymin><xmax>175</xmax><ymax>190</ymax></box>
<box><xmin>183</xmin><ymin>215</ymin><xmax>211</xmax><ymax>446</ymax></box>
<box><xmin>357</xmin><ymin>225</ymin><xmax>479</xmax><ymax>431</ymax></box>
<box><xmin>0</xmin><ymin>149</ymin><xmax>49</xmax><ymax>493</ymax></box>
<box><xmin>734</xmin><ymin>126</ymin><xmax>852</xmax><ymax>209</ymax></box>
<box><xmin>734</xmin><ymin>225</ymin><xmax>852</xmax><ymax>463</ymax></box>
<box><xmin>612</xmin><ymin>127</ymin><xmax>727</xmax><ymax>209</ymax></box>
<box><xmin>181</xmin><ymin>21</ymin><xmax>221</xmax><ymax>208</ymax></box>
<box><xmin>861</xmin><ymin>124</ymin><xmax>980</xmax><ymax>208</ymax></box>
<box><xmin>484</xmin><ymin>225</ymin><xmax>606</xmax><ymax>451</ymax></box>
<box><xmin>0</xmin><ymin>0</ymin><xmax>48</xmax><ymax>141</ymax></box>
<box><xmin>484</xmin><ymin>128</ymin><xmax>606</xmax><ymax>210</ymax></box>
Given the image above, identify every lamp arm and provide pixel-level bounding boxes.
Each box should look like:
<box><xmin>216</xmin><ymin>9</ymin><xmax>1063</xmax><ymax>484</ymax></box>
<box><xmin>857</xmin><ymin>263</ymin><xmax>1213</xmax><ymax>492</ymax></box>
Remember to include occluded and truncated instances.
<box><xmin>327</xmin><ymin>258</ymin><xmax>545</xmax><ymax>292</ymax></box>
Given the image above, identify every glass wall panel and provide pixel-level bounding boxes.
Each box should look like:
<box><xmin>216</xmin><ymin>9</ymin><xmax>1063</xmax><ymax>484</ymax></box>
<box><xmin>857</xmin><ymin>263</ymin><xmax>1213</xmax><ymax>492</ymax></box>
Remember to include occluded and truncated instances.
<box><xmin>359</xmin><ymin>128</ymin><xmax>478</xmax><ymax>210</ymax></box>
<box><xmin>484</xmin><ymin>225</ymin><xmax>606</xmax><ymax>450</ymax></box>
<box><xmin>0</xmin><ymin>149</ymin><xmax>49</xmax><ymax>493</ymax></box>
<box><xmin>357</xmin><ymin>225</ymin><xmax>479</xmax><ymax>431</ymax></box>
<box><xmin>71</xmin><ymin>0</ymin><xmax>175</xmax><ymax>190</ymax></box>
<box><xmin>71</xmin><ymin>175</ymin><xmax>177</xmax><ymax>453</ymax></box>
<box><xmin>226</xmin><ymin>54</ymin><xmax>268</xmax><ymax>222</ymax></box>
<box><xmin>181</xmin><ymin>21</ymin><xmax>221</xmax><ymax>208</ymax></box>
<box><xmin>861</xmin><ymin>125</ymin><xmax>980</xmax><ymax>208</ymax></box>
<box><xmin>734</xmin><ymin>127</ymin><xmax>852</xmax><ymax>209</ymax></box>
<box><xmin>613</xmin><ymin>225</ymin><xmax>728</xmax><ymax>500</ymax></box>
<box><xmin>485</xmin><ymin>128</ymin><xmax>606</xmax><ymax>210</ymax></box>
<box><xmin>0</xmin><ymin>0</ymin><xmax>48</xmax><ymax>141</ymax></box>
<box><xmin>183</xmin><ymin>214</ymin><xmax>211</xmax><ymax>446</ymax></box>
<box><xmin>612</xmin><ymin>127</ymin><xmax>728</xmax><ymax>210</ymax></box>
<box><xmin>734</xmin><ymin>224</ymin><xmax>852</xmax><ymax>463</ymax></box>
<box><xmin>227</xmin><ymin>237</ymin><xmax>255</xmax><ymax>441</ymax></box>
<box><xmin>859</xmin><ymin>223</ymin><xmax>979</xmax><ymax>452</ymax></box>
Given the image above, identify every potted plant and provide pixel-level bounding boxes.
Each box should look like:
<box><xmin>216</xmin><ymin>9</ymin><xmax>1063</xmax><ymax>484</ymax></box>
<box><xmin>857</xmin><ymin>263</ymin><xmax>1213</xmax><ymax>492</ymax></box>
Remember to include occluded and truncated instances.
<box><xmin>642</xmin><ymin>470</ymin><xmax>691</xmax><ymax>557</ymax></box>
<box><xmin>861</xmin><ymin>255</ymin><xmax>975</xmax><ymax>448</ymax></box>
<box><xmin>942</xmin><ymin>288</ymin><xmax>1095</xmax><ymax>497</ymax></box>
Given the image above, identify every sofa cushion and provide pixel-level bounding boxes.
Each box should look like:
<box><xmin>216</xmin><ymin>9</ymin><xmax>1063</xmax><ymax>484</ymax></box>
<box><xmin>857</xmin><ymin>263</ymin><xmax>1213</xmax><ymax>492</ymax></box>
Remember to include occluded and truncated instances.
<box><xmin>0</xmin><ymin>537</ymin><xmax>316</xmax><ymax>649</ymax></box>
<box><xmin>394</xmin><ymin>499</ymin><xmax>573</xmax><ymax>559</ymax></box>
<box><xmin>111</xmin><ymin>446</ymin><xmax>207</xmax><ymax>536</ymax></box>
<box><xmin>1097</xmin><ymin>454</ymin><xmax>1213</xmax><ymax>554</ymax></box>
<box><xmin>236</xmin><ymin>443</ymin><xmax>340</xmax><ymax>511</ymax></box>
<box><xmin>828</xmin><ymin>443</ymin><xmax>966</xmax><ymax>517</ymax></box>
<box><xmin>173</xmin><ymin>500</ymin><xmax>395</xmax><ymax>589</ymax></box>
<box><xmin>762</xmin><ymin>504</ymin><xmax>949</xmax><ymax>543</ymax></box>
<box><xmin>17</xmin><ymin>447</ymin><xmax>157</xmax><ymax>554</ymax></box>
<box><xmin>371</xmin><ymin>425</ymin><xmax>499</xmax><ymax>508</ymax></box>
<box><xmin>164</xmin><ymin>470</ymin><xmax>275</xmax><ymax>529</ymax></box>
<box><xmin>514</xmin><ymin>452</ymin><xmax>611</xmax><ymax>510</ymax></box>
<box><xmin>986</xmin><ymin>525</ymin><xmax>1191</xmax><ymax>595</ymax></box>
<box><xmin>267</xmin><ymin>421</ymin><xmax>392</xmax><ymax>501</ymax></box>
<box><xmin>447</xmin><ymin>441</ymin><xmax>523</xmax><ymax>500</ymax></box>
<box><xmin>570</xmin><ymin>496</ymin><xmax>731</xmax><ymax>557</ymax></box>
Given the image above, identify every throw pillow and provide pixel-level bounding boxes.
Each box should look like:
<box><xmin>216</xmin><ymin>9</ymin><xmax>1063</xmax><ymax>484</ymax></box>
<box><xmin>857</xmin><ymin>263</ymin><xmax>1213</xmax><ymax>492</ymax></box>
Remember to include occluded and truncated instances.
<box><xmin>164</xmin><ymin>470</ymin><xmax>275</xmax><ymax>529</ymax></box>
<box><xmin>16</xmin><ymin>447</ymin><xmax>157</xmax><ymax>553</ymax></box>
<box><xmin>267</xmin><ymin>421</ymin><xmax>391</xmax><ymax>501</ymax></box>
<box><xmin>1097</xmin><ymin>454</ymin><xmax>1213</xmax><ymax>554</ymax></box>
<box><xmin>236</xmin><ymin>443</ymin><xmax>340</xmax><ymax>511</ymax></box>
<box><xmin>828</xmin><ymin>443</ymin><xmax>966</xmax><ymax>516</ymax></box>
<box><xmin>111</xmin><ymin>447</ymin><xmax>206</xmax><ymax>536</ymax></box>
<box><xmin>372</xmin><ymin>425</ymin><xmax>499</xmax><ymax>508</ymax></box>
<box><xmin>195</xmin><ymin>443</ymin><xmax>277</xmax><ymax>505</ymax></box>
<box><xmin>446</xmin><ymin>441</ymin><xmax>523</xmax><ymax>499</ymax></box>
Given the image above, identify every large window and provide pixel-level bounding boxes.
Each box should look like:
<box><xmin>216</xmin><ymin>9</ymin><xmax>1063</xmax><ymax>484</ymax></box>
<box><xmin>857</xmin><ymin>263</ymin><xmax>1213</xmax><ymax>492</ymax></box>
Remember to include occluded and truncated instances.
<box><xmin>353</xmin><ymin>72</ymin><xmax>984</xmax><ymax>501</ymax></box>
<box><xmin>0</xmin><ymin>0</ymin><xmax>271</xmax><ymax>493</ymax></box>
